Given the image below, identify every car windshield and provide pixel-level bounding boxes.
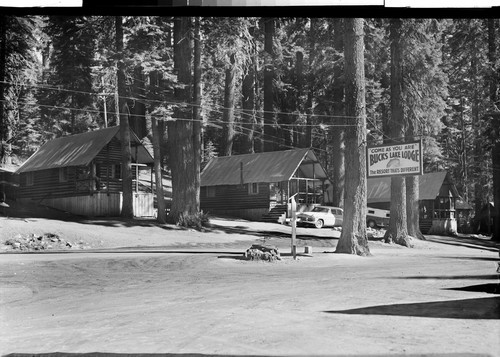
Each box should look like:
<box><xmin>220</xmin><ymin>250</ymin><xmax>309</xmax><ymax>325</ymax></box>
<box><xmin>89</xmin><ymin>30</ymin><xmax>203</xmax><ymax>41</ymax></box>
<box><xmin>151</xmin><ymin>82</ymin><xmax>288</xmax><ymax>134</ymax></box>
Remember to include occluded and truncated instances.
<box><xmin>311</xmin><ymin>207</ymin><xmax>329</xmax><ymax>213</ymax></box>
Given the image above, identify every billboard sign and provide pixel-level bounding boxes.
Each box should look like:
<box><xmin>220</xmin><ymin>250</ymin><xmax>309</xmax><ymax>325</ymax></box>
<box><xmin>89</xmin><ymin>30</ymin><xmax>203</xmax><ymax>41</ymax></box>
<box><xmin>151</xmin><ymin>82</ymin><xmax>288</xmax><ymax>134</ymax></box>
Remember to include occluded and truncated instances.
<box><xmin>366</xmin><ymin>140</ymin><xmax>423</xmax><ymax>178</ymax></box>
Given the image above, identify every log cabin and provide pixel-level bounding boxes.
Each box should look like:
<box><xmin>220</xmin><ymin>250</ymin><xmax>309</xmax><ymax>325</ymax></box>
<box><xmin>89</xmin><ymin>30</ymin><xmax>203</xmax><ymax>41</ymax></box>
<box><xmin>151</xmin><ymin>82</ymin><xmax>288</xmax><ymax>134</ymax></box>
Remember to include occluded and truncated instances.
<box><xmin>15</xmin><ymin>126</ymin><xmax>155</xmax><ymax>217</ymax></box>
<box><xmin>0</xmin><ymin>165</ymin><xmax>19</xmax><ymax>206</ymax></box>
<box><xmin>200</xmin><ymin>148</ymin><xmax>330</xmax><ymax>222</ymax></box>
<box><xmin>366</xmin><ymin>171</ymin><xmax>461</xmax><ymax>235</ymax></box>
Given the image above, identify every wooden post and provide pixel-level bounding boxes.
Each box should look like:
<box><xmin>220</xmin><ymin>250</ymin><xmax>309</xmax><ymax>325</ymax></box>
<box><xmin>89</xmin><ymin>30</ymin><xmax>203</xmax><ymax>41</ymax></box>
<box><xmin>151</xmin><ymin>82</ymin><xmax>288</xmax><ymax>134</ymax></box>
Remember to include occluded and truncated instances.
<box><xmin>135</xmin><ymin>164</ymin><xmax>139</xmax><ymax>193</ymax></box>
<box><xmin>312</xmin><ymin>162</ymin><xmax>316</xmax><ymax>203</ymax></box>
<box><xmin>150</xmin><ymin>165</ymin><xmax>153</xmax><ymax>194</ymax></box>
<box><xmin>291</xmin><ymin>195</ymin><xmax>297</xmax><ymax>259</ymax></box>
<box><xmin>240</xmin><ymin>161</ymin><xmax>244</xmax><ymax>186</ymax></box>
<box><xmin>106</xmin><ymin>144</ymin><xmax>110</xmax><ymax>196</ymax></box>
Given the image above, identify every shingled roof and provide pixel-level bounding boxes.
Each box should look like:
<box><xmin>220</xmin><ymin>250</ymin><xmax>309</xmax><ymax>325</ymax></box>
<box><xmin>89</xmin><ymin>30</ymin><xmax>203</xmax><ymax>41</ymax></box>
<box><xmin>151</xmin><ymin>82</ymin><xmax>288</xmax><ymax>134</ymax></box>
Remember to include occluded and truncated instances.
<box><xmin>367</xmin><ymin>171</ymin><xmax>460</xmax><ymax>203</ymax></box>
<box><xmin>201</xmin><ymin>148</ymin><xmax>329</xmax><ymax>186</ymax></box>
<box><xmin>16</xmin><ymin>127</ymin><xmax>153</xmax><ymax>174</ymax></box>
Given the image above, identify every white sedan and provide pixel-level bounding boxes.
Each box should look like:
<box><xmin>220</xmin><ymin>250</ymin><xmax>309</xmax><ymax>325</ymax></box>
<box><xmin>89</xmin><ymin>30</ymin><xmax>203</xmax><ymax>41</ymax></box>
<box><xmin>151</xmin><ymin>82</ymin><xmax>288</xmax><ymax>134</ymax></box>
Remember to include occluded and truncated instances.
<box><xmin>296</xmin><ymin>206</ymin><xmax>343</xmax><ymax>229</ymax></box>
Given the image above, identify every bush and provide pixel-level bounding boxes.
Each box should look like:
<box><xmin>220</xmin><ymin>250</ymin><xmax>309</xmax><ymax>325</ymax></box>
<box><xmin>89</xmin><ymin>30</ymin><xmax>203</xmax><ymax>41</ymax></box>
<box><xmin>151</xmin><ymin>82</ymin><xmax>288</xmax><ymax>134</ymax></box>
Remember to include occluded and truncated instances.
<box><xmin>175</xmin><ymin>211</ymin><xmax>210</xmax><ymax>230</ymax></box>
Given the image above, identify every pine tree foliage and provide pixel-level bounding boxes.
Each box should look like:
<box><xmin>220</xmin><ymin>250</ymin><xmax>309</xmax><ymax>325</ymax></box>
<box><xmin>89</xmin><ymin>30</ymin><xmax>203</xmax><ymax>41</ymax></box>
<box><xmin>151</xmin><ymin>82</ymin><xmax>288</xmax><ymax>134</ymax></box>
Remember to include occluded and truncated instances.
<box><xmin>43</xmin><ymin>16</ymin><xmax>96</xmax><ymax>136</ymax></box>
<box><xmin>1</xmin><ymin>16</ymin><xmax>499</xmax><ymax>236</ymax></box>
<box><xmin>1</xmin><ymin>15</ymin><xmax>42</xmax><ymax>164</ymax></box>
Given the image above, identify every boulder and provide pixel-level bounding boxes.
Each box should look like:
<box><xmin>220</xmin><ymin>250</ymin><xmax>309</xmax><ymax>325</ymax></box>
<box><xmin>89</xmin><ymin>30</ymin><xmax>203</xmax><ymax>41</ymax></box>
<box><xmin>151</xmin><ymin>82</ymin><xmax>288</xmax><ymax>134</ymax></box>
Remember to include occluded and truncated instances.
<box><xmin>244</xmin><ymin>244</ymin><xmax>281</xmax><ymax>262</ymax></box>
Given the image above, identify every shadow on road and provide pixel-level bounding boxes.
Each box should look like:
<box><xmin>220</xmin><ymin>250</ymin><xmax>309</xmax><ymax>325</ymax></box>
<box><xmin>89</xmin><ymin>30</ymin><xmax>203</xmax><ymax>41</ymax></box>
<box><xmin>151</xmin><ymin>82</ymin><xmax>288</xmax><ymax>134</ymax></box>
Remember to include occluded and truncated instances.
<box><xmin>325</xmin><ymin>296</ymin><xmax>500</xmax><ymax>319</ymax></box>
<box><xmin>391</xmin><ymin>274</ymin><xmax>499</xmax><ymax>280</ymax></box>
<box><xmin>3</xmin><ymin>353</ymin><xmax>494</xmax><ymax>357</ymax></box>
<box><xmin>445</xmin><ymin>283</ymin><xmax>500</xmax><ymax>294</ymax></box>
<box><xmin>426</xmin><ymin>235</ymin><xmax>499</xmax><ymax>252</ymax></box>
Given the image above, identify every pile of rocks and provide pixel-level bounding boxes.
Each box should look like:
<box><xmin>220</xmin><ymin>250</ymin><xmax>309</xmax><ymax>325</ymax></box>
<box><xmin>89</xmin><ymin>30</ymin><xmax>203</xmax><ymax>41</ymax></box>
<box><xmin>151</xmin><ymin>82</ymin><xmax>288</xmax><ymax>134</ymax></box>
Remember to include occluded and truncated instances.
<box><xmin>3</xmin><ymin>233</ymin><xmax>88</xmax><ymax>251</ymax></box>
<box><xmin>244</xmin><ymin>244</ymin><xmax>281</xmax><ymax>262</ymax></box>
<box><xmin>367</xmin><ymin>227</ymin><xmax>386</xmax><ymax>239</ymax></box>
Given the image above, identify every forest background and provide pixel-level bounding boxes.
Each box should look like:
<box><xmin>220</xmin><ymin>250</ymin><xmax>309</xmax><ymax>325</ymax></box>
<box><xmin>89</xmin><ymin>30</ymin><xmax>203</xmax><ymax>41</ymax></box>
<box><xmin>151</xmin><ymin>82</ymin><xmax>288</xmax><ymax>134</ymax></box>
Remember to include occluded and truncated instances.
<box><xmin>0</xmin><ymin>15</ymin><xmax>499</xmax><ymax>245</ymax></box>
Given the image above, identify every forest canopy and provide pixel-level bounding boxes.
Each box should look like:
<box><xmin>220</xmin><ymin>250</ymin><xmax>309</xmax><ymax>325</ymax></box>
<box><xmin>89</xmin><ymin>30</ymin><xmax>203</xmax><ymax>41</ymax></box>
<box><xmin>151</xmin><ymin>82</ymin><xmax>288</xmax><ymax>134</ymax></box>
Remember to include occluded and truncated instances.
<box><xmin>0</xmin><ymin>16</ymin><xmax>498</xmax><ymax>235</ymax></box>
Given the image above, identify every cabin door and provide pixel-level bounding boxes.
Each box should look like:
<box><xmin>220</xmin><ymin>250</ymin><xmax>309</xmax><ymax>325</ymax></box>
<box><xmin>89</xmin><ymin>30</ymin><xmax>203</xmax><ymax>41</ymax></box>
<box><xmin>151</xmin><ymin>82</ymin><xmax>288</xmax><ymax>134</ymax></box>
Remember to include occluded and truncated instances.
<box><xmin>133</xmin><ymin>192</ymin><xmax>154</xmax><ymax>217</ymax></box>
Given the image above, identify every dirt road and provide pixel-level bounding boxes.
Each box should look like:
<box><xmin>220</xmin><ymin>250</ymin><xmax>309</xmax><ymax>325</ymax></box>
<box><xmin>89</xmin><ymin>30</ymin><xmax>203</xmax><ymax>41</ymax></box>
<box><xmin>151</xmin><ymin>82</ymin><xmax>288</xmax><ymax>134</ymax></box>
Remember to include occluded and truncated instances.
<box><xmin>0</xmin><ymin>216</ymin><xmax>499</xmax><ymax>356</ymax></box>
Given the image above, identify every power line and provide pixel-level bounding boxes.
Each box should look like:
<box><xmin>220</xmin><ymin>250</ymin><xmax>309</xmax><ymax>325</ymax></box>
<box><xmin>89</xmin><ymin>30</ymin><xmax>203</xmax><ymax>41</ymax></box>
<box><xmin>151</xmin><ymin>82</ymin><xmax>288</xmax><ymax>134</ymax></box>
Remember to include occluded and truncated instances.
<box><xmin>2</xmin><ymin>97</ymin><xmax>448</xmax><ymax>144</ymax></box>
<box><xmin>0</xmin><ymin>79</ymin><xmax>364</xmax><ymax>123</ymax></box>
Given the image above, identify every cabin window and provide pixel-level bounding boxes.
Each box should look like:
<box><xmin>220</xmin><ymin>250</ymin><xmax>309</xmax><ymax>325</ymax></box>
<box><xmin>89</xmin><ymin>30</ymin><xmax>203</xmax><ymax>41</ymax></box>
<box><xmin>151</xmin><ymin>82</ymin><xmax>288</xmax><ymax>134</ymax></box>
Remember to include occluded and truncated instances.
<box><xmin>112</xmin><ymin>164</ymin><xmax>122</xmax><ymax>179</ymax></box>
<box><xmin>206</xmin><ymin>186</ymin><xmax>216</xmax><ymax>198</ymax></box>
<box><xmin>433</xmin><ymin>196</ymin><xmax>455</xmax><ymax>219</ymax></box>
<box><xmin>248</xmin><ymin>182</ymin><xmax>259</xmax><ymax>195</ymax></box>
<box><xmin>26</xmin><ymin>172</ymin><xmax>34</xmax><ymax>186</ymax></box>
<box><xmin>59</xmin><ymin>167</ymin><xmax>69</xmax><ymax>182</ymax></box>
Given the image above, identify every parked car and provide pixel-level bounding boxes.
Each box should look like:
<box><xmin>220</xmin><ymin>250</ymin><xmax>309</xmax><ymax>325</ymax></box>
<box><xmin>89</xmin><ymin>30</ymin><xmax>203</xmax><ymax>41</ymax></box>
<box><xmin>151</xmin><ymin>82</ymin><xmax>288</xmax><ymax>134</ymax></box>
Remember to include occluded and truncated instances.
<box><xmin>366</xmin><ymin>207</ymin><xmax>390</xmax><ymax>228</ymax></box>
<box><xmin>296</xmin><ymin>206</ymin><xmax>343</xmax><ymax>229</ymax></box>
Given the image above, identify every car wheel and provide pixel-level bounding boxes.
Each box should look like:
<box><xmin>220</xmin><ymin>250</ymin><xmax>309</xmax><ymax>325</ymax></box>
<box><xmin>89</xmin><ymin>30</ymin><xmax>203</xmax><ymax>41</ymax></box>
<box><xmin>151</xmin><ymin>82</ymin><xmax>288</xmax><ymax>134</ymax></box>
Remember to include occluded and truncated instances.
<box><xmin>315</xmin><ymin>219</ymin><xmax>324</xmax><ymax>229</ymax></box>
<box><xmin>367</xmin><ymin>220</ymin><xmax>377</xmax><ymax>228</ymax></box>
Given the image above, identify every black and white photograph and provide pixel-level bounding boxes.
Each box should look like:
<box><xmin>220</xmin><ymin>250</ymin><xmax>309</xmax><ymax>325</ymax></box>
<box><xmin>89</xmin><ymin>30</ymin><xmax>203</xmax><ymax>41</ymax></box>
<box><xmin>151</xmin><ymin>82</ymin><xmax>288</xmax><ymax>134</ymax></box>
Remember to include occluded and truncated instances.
<box><xmin>0</xmin><ymin>3</ymin><xmax>499</xmax><ymax>356</ymax></box>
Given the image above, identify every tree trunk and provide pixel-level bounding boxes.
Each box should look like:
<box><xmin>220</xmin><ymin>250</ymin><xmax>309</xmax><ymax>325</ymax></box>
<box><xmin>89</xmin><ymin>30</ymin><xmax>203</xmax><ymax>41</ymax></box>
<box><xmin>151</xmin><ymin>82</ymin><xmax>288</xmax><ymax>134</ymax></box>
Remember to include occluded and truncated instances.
<box><xmin>331</xmin><ymin>18</ymin><xmax>345</xmax><ymax>208</ymax></box>
<box><xmin>335</xmin><ymin>18</ymin><xmax>370</xmax><ymax>256</ymax></box>
<box><xmin>152</xmin><ymin>115</ymin><xmax>166</xmax><ymax>224</ymax></box>
<box><xmin>406</xmin><ymin>117</ymin><xmax>424</xmax><ymax>239</ymax></box>
<box><xmin>116</xmin><ymin>16</ymin><xmax>134</xmax><ymax>219</ymax></box>
<box><xmin>241</xmin><ymin>26</ymin><xmax>256</xmax><ymax>154</ymax></box>
<box><xmin>384</xmin><ymin>18</ymin><xmax>411</xmax><ymax>247</ymax></box>
<box><xmin>263</xmin><ymin>17</ymin><xmax>275</xmax><ymax>152</ymax></box>
<box><xmin>168</xmin><ymin>17</ymin><xmax>199</xmax><ymax>225</ymax></box>
<box><xmin>193</xmin><ymin>16</ymin><xmax>202</xmax><ymax>212</ymax></box>
<box><xmin>303</xmin><ymin>18</ymin><xmax>316</xmax><ymax>149</ymax></box>
<box><xmin>493</xmin><ymin>139</ymin><xmax>500</xmax><ymax>241</ymax></box>
<box><xmin>406</xmin><ymin>175</ymin><xmax>425</xmax><ymax>239</ymax></box>
<box><xmin>223</xmin><ymin>53</ymin><xmax>236</xmax><ymax>156</ymax></box>
<box><xmin>130</xmin><ymin>65</ymin><xmax>147</xmax><ymax>139</ymax></box>
<box><xmin>295</xmin><ymin>49</ymin><xmax>303</xmax><ymax>147</ymax></box>
<box><xmin>488</xmin><ymin>19</ymin><xmax>500</xmax><ymax>241</ymax></box>
<box><xmin>0</xmin><ymin>15</ymin><xmax>6</xmax><ymax>164</ymax></box>
<box><xmin>469</xmin><ymin>24</ymin><xmax>488</xmax><ymax>232</ymax></box>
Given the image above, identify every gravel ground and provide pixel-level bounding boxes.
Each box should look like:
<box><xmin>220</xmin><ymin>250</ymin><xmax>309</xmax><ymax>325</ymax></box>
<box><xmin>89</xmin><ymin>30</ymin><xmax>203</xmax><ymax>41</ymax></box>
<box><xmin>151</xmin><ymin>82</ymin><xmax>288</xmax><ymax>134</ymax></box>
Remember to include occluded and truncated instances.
<box><xmin>0</xmin><ymin>212</ymin><xmax>499</xmax><ymax>357</ymax></box>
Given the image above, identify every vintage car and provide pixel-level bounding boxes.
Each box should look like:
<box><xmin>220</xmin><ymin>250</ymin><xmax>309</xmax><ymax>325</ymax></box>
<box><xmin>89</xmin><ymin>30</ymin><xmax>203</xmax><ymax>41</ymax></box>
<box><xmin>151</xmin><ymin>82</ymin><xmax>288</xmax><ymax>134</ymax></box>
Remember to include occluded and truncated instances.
<box><xmin>366</xmin><ymin>207</ymin><xmax>390</xmax><ymax>228</ymax></box>
<box><xmin>296</xmin><ymin>206</ymin><xmax>343</xmax><ymax>229</ymax></box>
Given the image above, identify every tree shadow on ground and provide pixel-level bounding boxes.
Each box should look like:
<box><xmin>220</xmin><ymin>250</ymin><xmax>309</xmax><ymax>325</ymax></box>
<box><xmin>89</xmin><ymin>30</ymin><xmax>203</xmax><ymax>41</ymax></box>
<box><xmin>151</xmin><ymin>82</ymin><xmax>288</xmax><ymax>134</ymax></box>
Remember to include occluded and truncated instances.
<box><xmin>445</xmin><ymin>283</ymin><xmax>500</xmax><ymax>294</ymax></box>
<box><xmin>204</xmin><ymin>224</ymin><xmax>339</xmax><ymax>241</ymax></box>
<box><xmin>426</xmin><ymin>235</ymin><xmax>499</xmax><ymax>252</ymax></box>
<box><xmin>325</xmin><ymin>296</ymin><xmax>500</xmax><ymax>319</ymax></box>
<box><xmin>3</xmin><ymin>353</ymin><xmax>494</xmax><ymax>357</ymax></box>
<box><xmin>437</xmin><ymin>256</ymin><xmax>500</xmax><ymax>262</ymax></box>
<box><xmin>391</xmin><ymin>274</ymin><xmax>499</xmax><ymax>280</ymax></box>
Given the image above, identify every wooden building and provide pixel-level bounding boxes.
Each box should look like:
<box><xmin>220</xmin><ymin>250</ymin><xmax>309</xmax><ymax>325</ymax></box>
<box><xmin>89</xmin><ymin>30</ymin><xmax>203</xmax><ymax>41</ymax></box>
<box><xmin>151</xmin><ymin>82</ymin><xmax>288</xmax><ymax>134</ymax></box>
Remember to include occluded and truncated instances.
<box><xmin>15</xmin><ymin>127</ymin><xmax>154</xmax><ymax>217</ymax></box>
<box><xmin>0</xmin><ymin>165</ymin><xmax>19</xmax><ymax>204</ymax></box>
<box><xmin>200</xmin><ymin>148</ymin><xmax>330</xmax><ymax>222</ymax></box>
<box><xmin>367</xmin><ymin>171</ymin><xmax>461</xmax><ymax>235</ymax></box>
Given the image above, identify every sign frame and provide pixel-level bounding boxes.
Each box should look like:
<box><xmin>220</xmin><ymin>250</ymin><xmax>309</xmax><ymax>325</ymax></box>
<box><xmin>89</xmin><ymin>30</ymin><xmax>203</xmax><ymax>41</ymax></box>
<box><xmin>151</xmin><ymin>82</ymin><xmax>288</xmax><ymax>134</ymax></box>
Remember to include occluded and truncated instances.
<box><xmin>366</xmin><ymin>139</ymin><xmax>423</xmax><ymax>178</ymax></box>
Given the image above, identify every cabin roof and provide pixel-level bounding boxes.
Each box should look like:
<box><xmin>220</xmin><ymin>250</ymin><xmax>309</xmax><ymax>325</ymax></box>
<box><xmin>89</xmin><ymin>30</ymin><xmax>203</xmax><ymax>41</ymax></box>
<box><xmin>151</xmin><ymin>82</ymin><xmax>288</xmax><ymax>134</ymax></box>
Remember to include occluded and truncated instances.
<box><xmin>367</xmin><ymin>171</ymin><xmax>460</xmax><ymax>203</ymax></box>
<box><xmin>201</xmin><ymin>148</ymin><xmax>329</xmax><ymax>186</ymax></box>
<box><xmin>16</xmin><ymin>127</ymin><xmax>153</xmax><ymax>174</ymax></box>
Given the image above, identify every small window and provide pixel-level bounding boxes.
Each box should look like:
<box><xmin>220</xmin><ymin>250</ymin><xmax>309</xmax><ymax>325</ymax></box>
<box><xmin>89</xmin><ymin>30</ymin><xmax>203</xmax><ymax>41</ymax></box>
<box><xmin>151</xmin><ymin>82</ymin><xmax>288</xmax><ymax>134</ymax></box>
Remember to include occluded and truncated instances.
<box><xmin>59</xmin><ymin>167</ymin><xmax>69</xmax><ymax>182</ymax></box>
<box><xmin>207</xmin><ymin>186</ymin><xmax>216</xmax><ymax>198</ymax></box>
<box><xmin>26</xmin><ymin>172</ymin><xmax>34</xmax><ymax>186</ymax></box>
<box><xmin>368</xmin><ymin>210</ymin><xmax>375</xmax><ymax>214</ymax></box>
<box><xmin>248</xmin><ymin>183</ymin><xmax>259</xmax><ymax>195</ymax></box>
<box><xmin>112</xmin><ymin>164</ymin><xmax>122</xmax><ymax>179</ymax></box>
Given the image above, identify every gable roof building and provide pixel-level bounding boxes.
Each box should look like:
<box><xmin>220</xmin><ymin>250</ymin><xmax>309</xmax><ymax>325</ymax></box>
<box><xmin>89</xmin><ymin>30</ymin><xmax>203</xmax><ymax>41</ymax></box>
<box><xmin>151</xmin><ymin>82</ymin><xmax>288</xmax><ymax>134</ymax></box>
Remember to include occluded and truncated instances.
<box><xmin>201</xmin><ymin>148</ymin><xmax>328</xmax><ymax>187</ymax></box>
<box><xmin>16</xmin><ymin>127</ymin><xmax>154</xmax><ymax>217</ymax></box>
<box><xmin>201</xmin><ymin>148</ymin><xmax>330</xmax><ymax>221</ymax></box>
<box><xmin>367</xmin><ymin>171</ymin><xmax>460</xmax><ymax>204</ymax></box>
<box><xmin>16</xmin><ymin>126</ymin><xmax>153</xmax><ymax>174</ymax></box>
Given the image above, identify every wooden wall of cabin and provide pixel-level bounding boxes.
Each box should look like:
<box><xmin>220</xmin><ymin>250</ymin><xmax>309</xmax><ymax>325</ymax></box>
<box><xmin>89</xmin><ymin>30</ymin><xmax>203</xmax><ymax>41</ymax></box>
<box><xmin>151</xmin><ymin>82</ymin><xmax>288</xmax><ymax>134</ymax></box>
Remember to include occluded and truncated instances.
<box><xmin>201</xmin><ymin>182</ymin><xmax>270</xmax><ymax>212</ymax></box>
<box><xmin>18</xmin><ymin>168</ymin><xmax>80</xmax><ymax>200</ymax></box>
<box><xmin>17</xmin><ymin>138</ymin><xmax>151</xmax><ymax>200</ymax></box>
